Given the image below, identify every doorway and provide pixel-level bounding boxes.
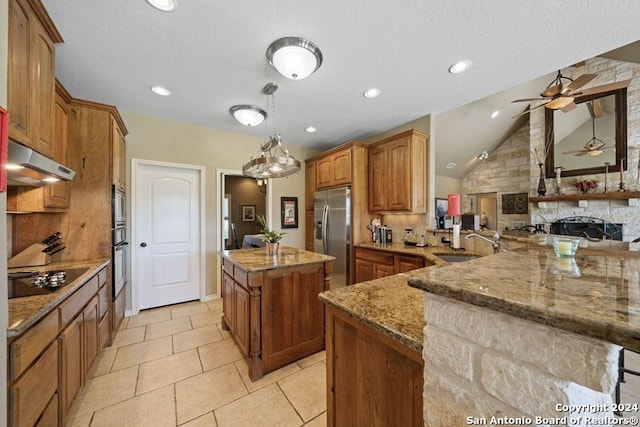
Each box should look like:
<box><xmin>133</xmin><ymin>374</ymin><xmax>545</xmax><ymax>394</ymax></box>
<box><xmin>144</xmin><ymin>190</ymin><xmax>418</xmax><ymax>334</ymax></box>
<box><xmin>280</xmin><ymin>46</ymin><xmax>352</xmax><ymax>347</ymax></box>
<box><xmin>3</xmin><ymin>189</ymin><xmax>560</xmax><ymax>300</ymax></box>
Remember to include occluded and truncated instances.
<box><xmin>477</xmin><ymin>194</ymin><xmax>498</xmax><ymax>231</ymax></box>
<box><xmin>131</xmin><ymin>159</ymin><xmax>205</xmax><ymax>312</ymax></box>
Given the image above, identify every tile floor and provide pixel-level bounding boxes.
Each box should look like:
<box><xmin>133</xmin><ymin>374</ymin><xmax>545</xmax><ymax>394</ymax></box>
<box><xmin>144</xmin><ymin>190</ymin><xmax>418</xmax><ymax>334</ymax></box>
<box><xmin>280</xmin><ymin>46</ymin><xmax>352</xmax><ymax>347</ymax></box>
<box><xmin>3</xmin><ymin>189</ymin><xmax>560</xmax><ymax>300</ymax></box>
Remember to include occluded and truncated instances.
<box><xmin>66</xmin><ymin>299</ymin><xmax>327</xmax><ymax>427</ymax></box>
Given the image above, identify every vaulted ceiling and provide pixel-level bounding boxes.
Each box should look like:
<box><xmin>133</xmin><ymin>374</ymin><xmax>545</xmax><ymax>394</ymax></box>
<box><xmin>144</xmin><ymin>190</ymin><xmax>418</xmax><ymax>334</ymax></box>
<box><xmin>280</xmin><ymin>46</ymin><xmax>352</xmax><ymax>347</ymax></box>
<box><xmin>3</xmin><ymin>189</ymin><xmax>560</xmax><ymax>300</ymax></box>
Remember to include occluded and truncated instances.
<box><xmin>42</xmin><ymin>0</ymin><xmax>640</xmax><ymax>178</ymax></box>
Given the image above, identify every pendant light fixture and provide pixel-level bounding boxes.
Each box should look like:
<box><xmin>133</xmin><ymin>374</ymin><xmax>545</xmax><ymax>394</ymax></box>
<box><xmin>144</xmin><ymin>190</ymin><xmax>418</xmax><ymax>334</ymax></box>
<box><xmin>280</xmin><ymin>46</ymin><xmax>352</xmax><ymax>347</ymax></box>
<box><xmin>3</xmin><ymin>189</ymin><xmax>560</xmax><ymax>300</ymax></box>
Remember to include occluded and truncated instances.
<box><xmin>266</xmin><ymin>37</ymin><xmax>323</xmax><ymax>80</ymax></box>
<box><xmin>242</xmin><ymin>83</ymin><xmax>301</xmax><ymax>179</ymax></box>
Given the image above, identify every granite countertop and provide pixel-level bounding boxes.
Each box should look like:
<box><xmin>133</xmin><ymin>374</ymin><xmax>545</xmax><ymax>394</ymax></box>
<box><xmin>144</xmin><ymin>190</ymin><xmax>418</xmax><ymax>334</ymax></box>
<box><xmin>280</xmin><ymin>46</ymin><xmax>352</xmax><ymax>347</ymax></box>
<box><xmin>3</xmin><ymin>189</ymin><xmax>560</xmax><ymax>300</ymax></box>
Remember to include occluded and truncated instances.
<box><xmin>220</xmin><ymin>246</ymin><xmax>335</xmax><ymax>272</ymax></box>
<box><xmin>8</xmin><ymin>259</ymin><xmax>111</xmax><ymax>338</ymax></box>
<box><xmin>319</xmin><ymin>243</ymin><xmax>483</xmax><ymax>353</ymax></box>
<box><xmin>407</xmin><ymin>247</ymin><xmax>640</xmax><ymax>352</ymax></box>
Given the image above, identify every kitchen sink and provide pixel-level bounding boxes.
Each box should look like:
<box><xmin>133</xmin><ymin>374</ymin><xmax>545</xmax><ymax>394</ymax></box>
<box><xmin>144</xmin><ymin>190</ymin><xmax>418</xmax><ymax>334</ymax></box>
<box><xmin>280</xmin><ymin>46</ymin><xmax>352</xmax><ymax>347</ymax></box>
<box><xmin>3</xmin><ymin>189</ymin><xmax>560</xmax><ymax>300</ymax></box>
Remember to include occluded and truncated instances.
<box><xmin>433</xmin><ymin>253</ymin><xmax>482</xmax><ymax>263</ymax></box>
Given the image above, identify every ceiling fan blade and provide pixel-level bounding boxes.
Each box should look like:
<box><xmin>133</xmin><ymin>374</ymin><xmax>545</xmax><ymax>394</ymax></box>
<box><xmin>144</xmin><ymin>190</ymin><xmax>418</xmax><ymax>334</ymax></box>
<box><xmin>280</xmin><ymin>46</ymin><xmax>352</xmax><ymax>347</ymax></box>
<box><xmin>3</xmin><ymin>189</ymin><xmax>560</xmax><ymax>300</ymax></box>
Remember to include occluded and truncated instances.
<box><xmin>576</xmin><ymin>79</ymin><xmax>632</xmax><ymax>97</ymax></box>
<box><xmin>511</xmin><ymin>101</ymin><xmax>548</xmax><ymax>118</ymax></box>
<box><xmin>512</xmin><ymin>97</ymin><xmax>548</xmax><ymax>103</ymax></box>
<box><xmin>560</xmin><ymin>102</ymin><xmax>577</xmax><ymax>113</ymax></box>
<box><xmin>562</xmin><ymin>149</ymin><xmax>587</xmax><ymax>155</ymax></box>
<box><xmin>541</xmin><ymin>85</ymin><xmax>562</xmax><ymax>98</ymax></box>
<box><xmin>565</xmin><ymin>73</ymin><xmax>598</xmax><ymax>93</ymax></box>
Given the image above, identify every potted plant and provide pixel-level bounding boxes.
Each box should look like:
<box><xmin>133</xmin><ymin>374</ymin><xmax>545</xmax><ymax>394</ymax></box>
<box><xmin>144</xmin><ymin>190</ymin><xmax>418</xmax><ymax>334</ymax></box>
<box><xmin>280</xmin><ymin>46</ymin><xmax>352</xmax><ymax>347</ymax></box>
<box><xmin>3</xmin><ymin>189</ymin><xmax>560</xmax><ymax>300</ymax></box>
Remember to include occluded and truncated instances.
<box><xmin>257</xmin><ymin>214</ymin><xmax>285</xmax><ymax>255</ymax></box>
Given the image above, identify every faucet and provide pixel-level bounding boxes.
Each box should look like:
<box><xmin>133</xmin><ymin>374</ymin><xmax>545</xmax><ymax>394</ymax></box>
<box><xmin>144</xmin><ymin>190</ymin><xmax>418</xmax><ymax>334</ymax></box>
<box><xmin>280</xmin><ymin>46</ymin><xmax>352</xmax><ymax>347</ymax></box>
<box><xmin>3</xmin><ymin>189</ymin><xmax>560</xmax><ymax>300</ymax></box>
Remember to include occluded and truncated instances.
<box><xmin>465</xmin><ymin>229</ymin><xmax>503</xmax><ymax>253</ymax></box>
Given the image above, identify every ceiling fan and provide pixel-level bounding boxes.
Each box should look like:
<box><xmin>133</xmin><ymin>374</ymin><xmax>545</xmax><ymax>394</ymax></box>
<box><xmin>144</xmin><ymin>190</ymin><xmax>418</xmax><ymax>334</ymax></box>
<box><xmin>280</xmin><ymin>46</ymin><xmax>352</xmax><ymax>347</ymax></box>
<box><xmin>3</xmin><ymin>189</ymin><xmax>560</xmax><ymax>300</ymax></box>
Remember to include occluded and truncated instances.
<box><xmin>561</xmin><ymin>103</ymin><xmax>611</xmax><ymax>156</ymax></box>
<box><xmin>511</xmin><ymin>70</ymin><xmax>631</xmax><ymax>118</ymax></box>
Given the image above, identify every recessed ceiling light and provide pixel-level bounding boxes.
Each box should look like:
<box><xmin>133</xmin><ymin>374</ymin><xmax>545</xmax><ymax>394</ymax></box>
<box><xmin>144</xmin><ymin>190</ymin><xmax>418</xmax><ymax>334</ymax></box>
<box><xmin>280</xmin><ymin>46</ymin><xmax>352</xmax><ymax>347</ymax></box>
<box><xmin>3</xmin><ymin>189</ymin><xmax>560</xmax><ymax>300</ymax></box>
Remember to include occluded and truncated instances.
<box><xmin>145</xmin><ymin>0</ymin><xmax>177</xmax><ymax>12</ymax></box>
<box><xmin>305</xmin><ymin>126</ymin><xmax>317</xmax><ymax>133</ymax></box>
<box><xmin>448</xmin><ymin>60</ymin><xmax>473</xmax><ymax>74</ymax></box>
<box><xmin>151</xmin><ymin>86</ymin><xmax>171</xmax><ymax>96</ymax></box>
<box><xmin>491</xmin><ymin>110</ymin><xmax>500</xmax><ymax>119</ymax></box>
<box><xmin>363</xmin><ymin>88</ymin><xmax>381</xmax><ymax>99</ymax></box>
<box><xmin>446</xmin><ymin>162</ymin><xmax>457</xmax><ymax>170</ymax></box>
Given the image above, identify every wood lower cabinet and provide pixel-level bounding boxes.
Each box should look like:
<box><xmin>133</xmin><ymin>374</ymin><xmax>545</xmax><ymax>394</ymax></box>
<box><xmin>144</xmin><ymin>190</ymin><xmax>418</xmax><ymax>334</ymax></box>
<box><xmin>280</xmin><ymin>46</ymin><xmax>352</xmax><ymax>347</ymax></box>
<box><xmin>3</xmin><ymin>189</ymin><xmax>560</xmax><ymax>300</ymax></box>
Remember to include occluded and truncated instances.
<box><xmin>353</xmin><ymin>247</ymin><xmax>428</xmax><ymax>283</ymax></box>
<box><xmin>326</xmin><ymin>305</ymin><xmax>423</xmax><ymax>427</ymax></box>
<box><xmin>58</xmin><ymin>313</ymin><xmax>83</xmax><ymax>423</ymax></box>
<box><xmin>221</xmin><ymin>256</ymin><xmax>332</xmax><ymax>380</ymax></box>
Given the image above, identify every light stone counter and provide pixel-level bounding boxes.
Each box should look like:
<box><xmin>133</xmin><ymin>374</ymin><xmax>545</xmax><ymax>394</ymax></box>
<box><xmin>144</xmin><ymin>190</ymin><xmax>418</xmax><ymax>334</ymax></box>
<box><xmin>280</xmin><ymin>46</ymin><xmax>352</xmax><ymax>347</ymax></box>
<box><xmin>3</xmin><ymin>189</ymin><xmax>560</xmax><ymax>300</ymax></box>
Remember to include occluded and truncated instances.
<box><xmin>407</xmin><ymin>246</ymin><xmax>640</xmax><ymax>352</ymax></box>
<box><xmin>220</xmin><ymin>246</ymin><xmax>335</xmax><ymax>272</ymax></box>
<box><xmin>8</xmin><ymin>259</ymin><xmax>111</xmax><ymax>338</ymax></box>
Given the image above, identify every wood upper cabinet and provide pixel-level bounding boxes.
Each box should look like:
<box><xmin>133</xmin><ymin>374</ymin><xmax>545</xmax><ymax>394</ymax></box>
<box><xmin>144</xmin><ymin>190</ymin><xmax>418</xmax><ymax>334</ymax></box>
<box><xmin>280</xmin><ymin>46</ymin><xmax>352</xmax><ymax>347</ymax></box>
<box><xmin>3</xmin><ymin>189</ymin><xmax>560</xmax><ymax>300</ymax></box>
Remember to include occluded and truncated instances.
<box><xmin>317</xmin><ymin>148</ymin><xmax>352</xmax><ymax>189</ymax></box>
<box><xmin>43</xmin><ymin>81</ymin><xmax>72</xmax><ymax>209</ymax></box>
<box><xmin>7</xmin><ymin>0</ymin><xmax>62</xmax><ymax>156</ymax></box>
<box><xmin>111</xmin><ymin>115</ymin><xmax>126</xmax><ymax>189</ymax></box>
<box><xmin>305</xmin><ymin>161</ymin><xmax>316</xmax><ymax>211</ymax></box>
<box><xmin>368</xmin><ymin>129</ymin><xmax>428</xmax><ymax>213</ymax></box>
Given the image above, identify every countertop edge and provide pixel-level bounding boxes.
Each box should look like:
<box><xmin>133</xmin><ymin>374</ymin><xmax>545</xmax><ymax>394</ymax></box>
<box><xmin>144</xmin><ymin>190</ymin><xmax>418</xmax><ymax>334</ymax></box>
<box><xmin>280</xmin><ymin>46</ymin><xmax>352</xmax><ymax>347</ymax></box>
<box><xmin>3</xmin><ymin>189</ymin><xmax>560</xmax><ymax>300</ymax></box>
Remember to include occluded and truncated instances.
<box><xmin>8</xmin><ymin>259</ymin><xmax>112</xmax><ymax>338</ymax></box>
<box><xmin>220</xmin><ymin>247</ymin><xmax>335</xmax><ymax>272</ymax></box>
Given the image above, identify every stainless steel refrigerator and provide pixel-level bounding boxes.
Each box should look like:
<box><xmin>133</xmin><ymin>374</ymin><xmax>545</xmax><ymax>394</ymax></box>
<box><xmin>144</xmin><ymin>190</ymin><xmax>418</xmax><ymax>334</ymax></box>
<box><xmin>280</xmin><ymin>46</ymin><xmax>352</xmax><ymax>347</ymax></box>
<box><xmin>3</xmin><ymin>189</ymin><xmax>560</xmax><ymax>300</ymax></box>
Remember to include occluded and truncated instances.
<box><xmin>314</xmin><ymin>187</ymin><xmax>351</xmax><ymax>289</ymax></box>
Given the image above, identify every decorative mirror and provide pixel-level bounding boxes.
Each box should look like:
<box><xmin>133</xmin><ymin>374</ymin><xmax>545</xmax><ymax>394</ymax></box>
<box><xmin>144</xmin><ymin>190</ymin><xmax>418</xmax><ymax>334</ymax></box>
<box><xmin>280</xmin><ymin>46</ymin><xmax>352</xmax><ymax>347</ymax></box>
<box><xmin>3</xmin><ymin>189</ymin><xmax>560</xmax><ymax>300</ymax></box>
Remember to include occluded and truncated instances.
<box><xmin>544</xmin><ymin>88</ymin><xmax>627</xmax><ymax>178</ymax></box>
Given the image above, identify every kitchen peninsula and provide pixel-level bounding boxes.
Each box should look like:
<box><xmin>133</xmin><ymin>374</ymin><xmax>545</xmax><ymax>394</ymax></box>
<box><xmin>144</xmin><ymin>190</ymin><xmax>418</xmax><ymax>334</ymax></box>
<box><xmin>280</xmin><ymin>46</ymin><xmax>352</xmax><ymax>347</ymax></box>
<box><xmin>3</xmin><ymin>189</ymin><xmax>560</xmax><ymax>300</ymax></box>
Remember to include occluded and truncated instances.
<box><xmin>220</xmin><ymin>246</ymin><xmax>334</xmax><ymax>381</ymax></box>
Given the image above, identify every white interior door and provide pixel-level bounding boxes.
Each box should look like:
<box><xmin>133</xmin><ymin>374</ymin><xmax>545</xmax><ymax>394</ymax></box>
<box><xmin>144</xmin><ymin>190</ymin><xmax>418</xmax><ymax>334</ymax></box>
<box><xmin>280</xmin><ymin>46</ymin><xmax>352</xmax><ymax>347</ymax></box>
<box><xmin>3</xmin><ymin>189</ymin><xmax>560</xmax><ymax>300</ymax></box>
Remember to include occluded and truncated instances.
<box><xmin>135</xmin><ymin>161</ymin><xmax>203</xmax><ymax>310</ymax></box>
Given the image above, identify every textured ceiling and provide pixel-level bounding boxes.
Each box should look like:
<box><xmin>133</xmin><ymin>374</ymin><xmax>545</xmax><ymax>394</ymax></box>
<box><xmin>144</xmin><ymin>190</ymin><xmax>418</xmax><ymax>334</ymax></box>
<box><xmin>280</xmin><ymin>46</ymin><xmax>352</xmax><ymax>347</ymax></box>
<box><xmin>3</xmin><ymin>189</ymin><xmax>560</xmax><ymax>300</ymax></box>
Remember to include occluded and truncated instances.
<box><xmin>42</xmin><ymin>0</ymin><xmax>640</xmax><ymax>178</ymax></box>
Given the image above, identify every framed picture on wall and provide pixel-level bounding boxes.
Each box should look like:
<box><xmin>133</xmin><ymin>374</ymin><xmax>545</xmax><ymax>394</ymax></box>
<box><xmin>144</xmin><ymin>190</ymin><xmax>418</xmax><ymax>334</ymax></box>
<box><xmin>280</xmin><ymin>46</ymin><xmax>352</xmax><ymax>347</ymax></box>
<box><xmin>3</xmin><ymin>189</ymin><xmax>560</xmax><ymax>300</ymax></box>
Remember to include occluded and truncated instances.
<box><xmin>281</xmin><ymin>197</ymin><xmax>298</xmax><ymax>229</ymax></box>
<box><xmin>435</xmin><ymin>198</ymin><xmax>448</xmax><ymax>218</ymax></box>
<box><xmin>241</xmin><ymin>205</ymin><xmax>256</xmax><ymax>221</ymax></box>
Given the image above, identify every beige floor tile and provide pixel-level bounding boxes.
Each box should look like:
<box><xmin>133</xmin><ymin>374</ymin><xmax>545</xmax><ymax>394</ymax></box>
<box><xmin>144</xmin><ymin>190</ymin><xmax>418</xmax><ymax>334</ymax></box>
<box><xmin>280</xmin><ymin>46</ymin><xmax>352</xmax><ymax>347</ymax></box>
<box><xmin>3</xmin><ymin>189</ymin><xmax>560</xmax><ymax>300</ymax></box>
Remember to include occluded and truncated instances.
<box><xmin>175</xmin><ymin>364</ymin><xmax>248</xmax><ymax>424</ymax></box>
<box><xmin>234</xmin><ymin>359</ymin><xmax>301</xmax><ymax>393</ymax></box>
<box><xmin>65</xmin><ymin>413</ymin><xmax>93</xmax><ymax>427</ymax></box>
<box><xmin>216</xmin><ymin>322</ymin><xmax>232</xmax><ymax>339</ymax></box>
<box><xmin>87</xmin><ymin>346</ymin><xmax>117</xmax><ymax>378</ymax></box>
<box><xmin>145</xmin><ymin>316</ymin><xmax>192</xmax><ymax>341</ymax></box>
<box><xmin>296</xmin><ymin>350</ymin><xmax>326</xmax><ymax>369</ymax></box>
<box><xmin>278</xmin><ymin>361</ymin><xmax>327</xmax><ymax>422</ymax></box>
<box><xmin>198</xmin><ymin>339</ymin><xmax>244</xmax><ymax>371</ymax></box>
<box><xmin>111</xmin><ymin>325</ymin><xmax>146</xmax><ymax>348</ymax></box>
<box><xmin>119</xmin><ymin>316</ymin><xmax>130</xmax><ymax>330</ymax></box>
<box><xmin>174</xmin><ymin>324</ymin><xmax>223</xmax><ymax>353</ymax></box>
<box><xmin>179</xmin><ymin>412</ymin><xmax>217</xmax><ymax>427</ymax></box>
<box><xmin>137</xmin><ymin>349</ymin><xmax>203</xmax><ymax>395</ymax></box>
<box><xmin>191</xmin><ymin>310</ymin><xmax>224</xmax><ymax>329</ymax></box>
<box><xmin>70</xmin><ymin>365</ymin><xmax>138</xmax><ymax>418</ymax></box>
<box><xmin>172</xmin><ymin>302</ymin><xmax>210</xmax><ymax>319</ymax></box>
<box><xmin>304</xmin><ymin>412</ymin><xmax>327</xmax><ymax>427</ymax></box>
<box><xmin>207</xmin><ymin>299</ymin><xmax>222</xmax><ymax>312</ymax></box>
<box><xmin>90</xmin><ymin>384</ymin><xmax>176</xmax><ymax>427</ymax></box>
<box><xmin>111</xmin><ymin>336</ymin><xmax>173</xmax><ymax>371</ymax></box>
<box><xmin>127</xmin><ymin>308</ymin><xmax>172</xmax><ymax>328</ymax></box>
<box><xmin>215</xmin><ymin>383</ymin><xmax>302</xmax><ymax>427</ymax></box>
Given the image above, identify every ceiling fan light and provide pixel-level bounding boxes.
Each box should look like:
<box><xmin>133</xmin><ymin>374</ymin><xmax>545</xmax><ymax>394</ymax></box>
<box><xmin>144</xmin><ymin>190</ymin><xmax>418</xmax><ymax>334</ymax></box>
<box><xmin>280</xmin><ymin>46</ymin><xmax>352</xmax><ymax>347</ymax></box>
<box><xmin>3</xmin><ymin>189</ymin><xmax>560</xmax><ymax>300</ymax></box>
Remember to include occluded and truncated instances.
<box><xmin>229</xmin><ymin>105</ymin><xmax>267</xmax><ymax>127</ymax></box>
<box><xmin>267</xmin><ymin>37</ymin><xmax>323</xmax><ymax>80</ymax></box>
<box><xmin>546</xmin><ymin>96</ymin><xmax>574</xmax><ymax>110</ymax></box>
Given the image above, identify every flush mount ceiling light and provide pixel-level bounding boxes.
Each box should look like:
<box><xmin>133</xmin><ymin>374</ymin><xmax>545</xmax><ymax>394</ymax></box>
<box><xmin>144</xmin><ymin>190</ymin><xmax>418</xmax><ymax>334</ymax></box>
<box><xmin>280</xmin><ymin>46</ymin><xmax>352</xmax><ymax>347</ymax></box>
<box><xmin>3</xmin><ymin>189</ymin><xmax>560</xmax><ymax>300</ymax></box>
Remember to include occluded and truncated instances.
<box><xmin>242</xmin><ymin>83</ymin><xmax>302</xmax><ymax>179</ymax></box>
<box><xmin>151</xmin><ymin>86</ymin><xmax>171</xmax><ymax>96</ymax></box>
<box><xmin>266</xmin><ymin>37</ymin><xmax>323</xmax><ymax>80</ymax></box>
<box><xmin>363</xmin><ymin>88</ymin><xmax>381</xmax><ymax>99</ymax></box>
<box><xmin>229</xmin><ymin>105</ymin><xmax>267</xmax><ymax>127</ymax></box>
<box><xmin>146</xmin><ymin>0</ymin><xmax>177</xmax><ymax>12</ymax></box>
<box><xmin>448</xmin><ymin>60</ymin><xmax>473</xmax><ymax>74</ymax></box>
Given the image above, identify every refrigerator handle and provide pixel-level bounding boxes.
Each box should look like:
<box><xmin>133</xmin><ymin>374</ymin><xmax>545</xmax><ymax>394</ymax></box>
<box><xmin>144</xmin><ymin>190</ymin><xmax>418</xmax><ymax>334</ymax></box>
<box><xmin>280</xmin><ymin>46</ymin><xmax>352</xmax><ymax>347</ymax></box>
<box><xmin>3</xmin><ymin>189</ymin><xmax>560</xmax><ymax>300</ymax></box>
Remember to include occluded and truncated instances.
<box><xmin>322</xmin><ymin>204</ymin><xmax>329</xmax><ymax>254</ymax></box>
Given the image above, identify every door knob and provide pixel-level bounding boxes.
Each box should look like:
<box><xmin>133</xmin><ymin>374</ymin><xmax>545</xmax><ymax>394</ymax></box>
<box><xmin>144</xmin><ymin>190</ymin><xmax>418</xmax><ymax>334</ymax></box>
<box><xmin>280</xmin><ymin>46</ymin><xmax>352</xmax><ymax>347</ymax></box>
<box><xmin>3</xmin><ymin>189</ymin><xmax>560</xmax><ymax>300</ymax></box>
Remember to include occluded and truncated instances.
<box><xmin>140</xmin><ymin>242</ymin><xmax>147</xmax><ymax>247</ymax></box>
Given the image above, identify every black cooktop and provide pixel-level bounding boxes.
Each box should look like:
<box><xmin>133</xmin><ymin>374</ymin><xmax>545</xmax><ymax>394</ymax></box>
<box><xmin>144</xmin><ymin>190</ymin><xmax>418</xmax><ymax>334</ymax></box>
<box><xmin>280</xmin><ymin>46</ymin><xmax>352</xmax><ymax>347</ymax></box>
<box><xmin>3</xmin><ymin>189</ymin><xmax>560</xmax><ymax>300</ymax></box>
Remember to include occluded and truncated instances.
<box><xmin>8</xmin><ymin>267</ymin><xmax>89</xmax><ymax>299</ymax></box>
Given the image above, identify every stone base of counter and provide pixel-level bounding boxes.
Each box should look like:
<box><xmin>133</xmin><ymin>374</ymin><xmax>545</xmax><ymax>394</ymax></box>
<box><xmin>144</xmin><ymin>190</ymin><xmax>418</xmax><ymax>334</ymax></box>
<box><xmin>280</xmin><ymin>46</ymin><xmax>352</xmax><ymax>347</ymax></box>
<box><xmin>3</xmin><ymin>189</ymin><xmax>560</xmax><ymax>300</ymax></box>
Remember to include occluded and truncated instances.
<box><xmin>423</xmin><ymin>294</ymin><xmax>620</xmax><ymax>426</ymax></box>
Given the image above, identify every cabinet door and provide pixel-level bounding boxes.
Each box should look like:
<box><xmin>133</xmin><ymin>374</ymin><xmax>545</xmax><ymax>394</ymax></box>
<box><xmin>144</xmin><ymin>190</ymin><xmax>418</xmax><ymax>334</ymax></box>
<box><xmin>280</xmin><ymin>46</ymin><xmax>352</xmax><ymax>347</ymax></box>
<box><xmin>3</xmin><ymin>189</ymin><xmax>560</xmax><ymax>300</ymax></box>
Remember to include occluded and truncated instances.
<box><xmin>32</xmin><ymin>16</ymin><xmax>55</xmax><ymax>157</ymax></box>
<box><xmin>59</xmin><ymin>314</ymin><xmax>83</xmax><ymax>424</ymax></box>
<box><xmin>374</xmin><ymin>263</ymin><xmax>395</xmax><ymax>279</ymax></box>
<box><xmin>34</xmin><ymin>393</ymin><xmax>58</xmax><ymax>427</ymax></box>
<box><xmin>304</xmin><ymin>210</ymin><xmax>315</xmax><ymax>251</ymax></box>
<box><xmin>222</xmin><ymin>273</ymin><xmax>235</xmax><ymax>332</ymax></box>
<box><xmin>111</xmin><ymin>116</ymin><xmax>126</xmax><ymax>188</ymax></box>
<box><xmin>368</xmin><ymin>145</ymin><xmax>387</xmax><ymax>211</ymax></box>
<box><xmin>387</xmin><ymin>138</ymin><xmax>411</xmax><ymax>210</ymax></box>
<box><xmin>354</xmin><ymin>258</ymin><xmax>374</xmax><ymax>283</ymax></box>
<box><xmin>305</xmin><ymin>161</ymin><xmax>316</xmax><ymax>211</ymax></box>
<box><xmin>294</xmin><ymin>266</ymin><xmax>325</xmax><ymax>346</ymax></box>
<box><xmin>316</xmin><ymin>156</ymin><xmax>334</xmax><ymax>189</ymax></box>
<box><xmin>83</xmin><ymin>296</ymin><xmax>100</xmax><ymax>374</ymax></box>
<box><xmin>44</xmin><ymin>91</ymin><xmax>71</xmax><ymax>208</ymax></box>
<box><xmin>331</xmin><ymin>150</ymin><xmax>351</xmax><ymax>186</ymax></box>
<box><xmin>8</xmin><ymin>0</ymin><xmax>33</xmax><ymax>145</ymax></box>
<box><xmin>395</xmin><ymin>255</ymin><xmax>425</xmax><ymax>274</ymax></box>
<box><xmin>233</xmin><ymin>284</ymin><xmax>250</xmax><ymax>356</ymax></box>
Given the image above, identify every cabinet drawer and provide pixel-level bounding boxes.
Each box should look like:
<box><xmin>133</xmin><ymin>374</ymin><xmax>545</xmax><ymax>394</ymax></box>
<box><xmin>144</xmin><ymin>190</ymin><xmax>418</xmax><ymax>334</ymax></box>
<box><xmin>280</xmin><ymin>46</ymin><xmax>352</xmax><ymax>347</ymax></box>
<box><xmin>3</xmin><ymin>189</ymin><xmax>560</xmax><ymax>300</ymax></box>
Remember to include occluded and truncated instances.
<box><xmin>59</xmin><ymin>275</ymin><xmax>99</xmax><ymax>329</ymax></box>
<box><xmin>9</xmin><ymin>341</ymin><xmax>58</xmax><ymax>427</ymax></box>
<box><xmin>9</xmin><ymin>309</ymin><xmax>59</xmax><ymax>381</ymax></box>
<box><xmin>354</xmin><ymin>248</ymin><xmax>393</xmax><ymax>265</ymax></box>
<box><xmin>98</xmin><ymin>267</ymin><xmax>108</xmax><ymax>287</ymax></box>
<box><xmin>98</xmin><ymin>282</ymin><xmax>109</xmax><ymax>320</ymax></box>
<box><xmin>223</xmin><ymin>260</ymin><xmax>234</xmax><ymax>277</ymax></box>
<box><xmin>234</xmin><ymin>265</ymin><xmax>248</xmax><ymax>289</ymax></box>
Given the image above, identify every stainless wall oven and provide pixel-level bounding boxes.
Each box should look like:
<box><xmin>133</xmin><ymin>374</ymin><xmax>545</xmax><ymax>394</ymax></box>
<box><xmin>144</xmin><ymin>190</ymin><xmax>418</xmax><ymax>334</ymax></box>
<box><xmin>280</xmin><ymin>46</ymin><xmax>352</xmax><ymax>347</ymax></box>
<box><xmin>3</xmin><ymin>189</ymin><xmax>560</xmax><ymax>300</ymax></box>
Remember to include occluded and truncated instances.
<box><xmin>112</xmin><ymin>185</ymin><xmax>128</xmax><ymax>300</ymax></box>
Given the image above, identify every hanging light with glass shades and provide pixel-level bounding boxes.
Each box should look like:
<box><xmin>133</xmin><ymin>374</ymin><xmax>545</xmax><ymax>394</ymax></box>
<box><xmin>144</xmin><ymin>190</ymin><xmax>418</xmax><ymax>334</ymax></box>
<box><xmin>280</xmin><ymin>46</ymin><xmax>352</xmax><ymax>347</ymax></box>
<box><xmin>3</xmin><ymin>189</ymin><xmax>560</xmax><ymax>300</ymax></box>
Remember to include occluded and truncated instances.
<box><xmin>242</xmin><ymin>82</ymin><xmax>301</xmax><ymax>179</ymax></box>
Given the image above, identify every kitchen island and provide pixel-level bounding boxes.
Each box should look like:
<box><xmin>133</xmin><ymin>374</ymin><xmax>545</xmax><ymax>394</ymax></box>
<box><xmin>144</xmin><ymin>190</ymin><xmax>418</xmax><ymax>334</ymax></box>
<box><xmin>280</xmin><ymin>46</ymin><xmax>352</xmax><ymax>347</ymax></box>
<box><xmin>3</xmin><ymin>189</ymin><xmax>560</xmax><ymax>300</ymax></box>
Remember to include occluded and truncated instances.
<box><xmin>220</xmin><ymin>246</ymin><xmax>334</xmax><ymax>381</ymax></box>
<box><xmin>408</xmin><ymin>246</ymin><xmax>640</xmax><ymax>426</ymax></box>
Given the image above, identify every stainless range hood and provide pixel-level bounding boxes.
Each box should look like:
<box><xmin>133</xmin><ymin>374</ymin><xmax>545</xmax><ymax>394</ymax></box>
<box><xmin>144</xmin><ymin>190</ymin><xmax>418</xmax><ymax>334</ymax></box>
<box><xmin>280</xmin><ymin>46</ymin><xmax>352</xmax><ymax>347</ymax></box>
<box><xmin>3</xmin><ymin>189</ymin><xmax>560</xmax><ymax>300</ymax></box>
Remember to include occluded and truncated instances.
<box><xmin>6</xmin><ymin>141</ymin><xmax>76</xmax><ymax>186</ymax></box>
